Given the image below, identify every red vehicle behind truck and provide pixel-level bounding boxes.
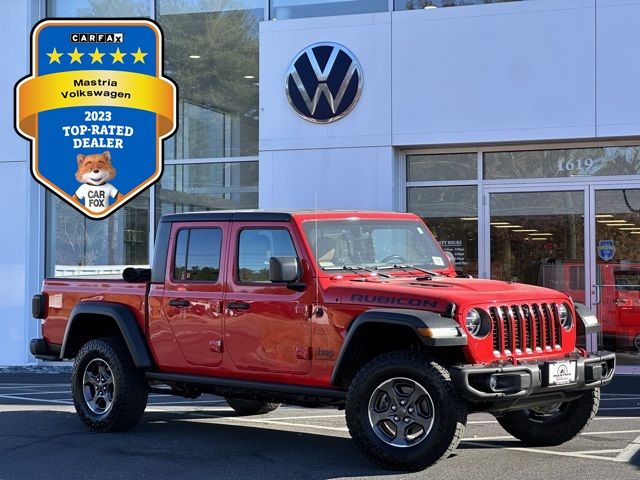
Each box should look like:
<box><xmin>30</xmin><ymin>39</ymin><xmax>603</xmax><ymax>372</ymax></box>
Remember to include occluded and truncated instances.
<box><xmin>542</xmin><ymin>261</ymin><xmax>640</xmax><ymax>353</ymax></box>
<box><xmin>31</xmin><ymin>211</ymin><xmax>615</xmax><ymax>471</ymax></box>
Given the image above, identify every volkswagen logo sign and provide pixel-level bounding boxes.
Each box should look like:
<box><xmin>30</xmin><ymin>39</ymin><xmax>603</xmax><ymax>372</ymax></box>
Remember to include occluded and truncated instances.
<box><xmin>285</xmin><ymin>42</ymin><xmax>363</xmax><ymax>124</ymax></box>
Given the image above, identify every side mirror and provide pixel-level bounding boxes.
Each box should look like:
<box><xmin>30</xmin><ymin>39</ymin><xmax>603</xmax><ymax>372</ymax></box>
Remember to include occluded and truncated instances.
<box><xmin>269</xmin><ymin>256</ymin><xmax>300</xmax><ymax>283</ymax></box>
<box><xmin>445</xmin><ymin>251</ymin><xmax>456</xmax><ymax>266</ymax></box>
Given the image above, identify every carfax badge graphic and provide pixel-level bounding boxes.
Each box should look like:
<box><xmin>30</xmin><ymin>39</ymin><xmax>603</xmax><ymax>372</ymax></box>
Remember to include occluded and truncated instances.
<box><xmin>15</xmin><ymin>19</ymin><xmax>177</xmax><ymax>219</ymax></box>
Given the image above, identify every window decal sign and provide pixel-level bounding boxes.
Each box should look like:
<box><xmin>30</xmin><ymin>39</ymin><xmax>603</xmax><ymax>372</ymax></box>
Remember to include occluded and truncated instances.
<box><xmin>15</xmin><ymin>19</ymin><xmax>177</xmax><ymax>219</ymax></box>
<box><xmin>598</xmin><ymin>239</ymin><xmax>615</xmax><ymax>261</ymax></box>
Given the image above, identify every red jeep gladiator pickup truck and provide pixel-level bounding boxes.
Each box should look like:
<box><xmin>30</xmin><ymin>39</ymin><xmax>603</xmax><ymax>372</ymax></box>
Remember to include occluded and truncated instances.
<box><xmin>30</xmin><ymin>210</ymin><xmax>615</xmax><ymax>471</ymax></box>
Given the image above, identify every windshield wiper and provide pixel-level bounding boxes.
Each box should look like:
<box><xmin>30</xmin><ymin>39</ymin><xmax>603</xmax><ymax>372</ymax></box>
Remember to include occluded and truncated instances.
<box><xmin>323</xmin><ymin>265</ymin><xmax>391</xmax><ymax>278</ymax></box>
<box><xmin>376</xmin><ymin>264</ymin><xmax>442</xmax><ymax>277</ymax></box>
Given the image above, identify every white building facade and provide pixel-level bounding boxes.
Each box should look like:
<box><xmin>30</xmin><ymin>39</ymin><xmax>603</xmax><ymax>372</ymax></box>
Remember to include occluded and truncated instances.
<box><xmin>1</xmin><ymin>0</ymin><xmax>640</xmax><ymax>370</ymax></box>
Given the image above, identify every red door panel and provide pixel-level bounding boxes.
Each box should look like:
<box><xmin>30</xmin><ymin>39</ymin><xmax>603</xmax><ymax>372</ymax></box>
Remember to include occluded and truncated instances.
<box><xmin>160</xmin><ymin>222</ymin><xmax>228</xmax><ymax>367</ymax></box>
<box><xmin>224</xmin><ymin>222</ymin><xmax>313</xmax><ymax>375</ymax></box>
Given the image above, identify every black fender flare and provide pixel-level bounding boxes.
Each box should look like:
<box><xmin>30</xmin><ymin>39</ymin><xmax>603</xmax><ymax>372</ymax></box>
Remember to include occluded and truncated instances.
<box><xmin>330</xmin><ymin>308</ymin><xmax>466</xmax><ymax>386</ymax></box>
<box><xmin>61</xmin><ymin>301</ymin><xmax>153</xmax><ymax>368</ymax></box>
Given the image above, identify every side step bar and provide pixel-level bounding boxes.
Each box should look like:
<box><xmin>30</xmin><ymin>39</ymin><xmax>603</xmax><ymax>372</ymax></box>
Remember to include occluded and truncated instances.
<box><xmin>145</xmin><ymin>371</ymin><xmax>347</xmax><ymax>402</ymax></box>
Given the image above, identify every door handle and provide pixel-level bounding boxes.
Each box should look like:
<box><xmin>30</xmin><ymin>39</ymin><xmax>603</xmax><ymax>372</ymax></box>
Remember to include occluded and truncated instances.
<box><xmin>592</xmin><ymin>285</ymin><xmax>601</xmax><ymax>305</ymax></box>
<box><xmin>169</xmin><ymin>298</ymin><xmax>190</xmax><ymax>307</ymax></box>
<box><xmin>227</xmin><ymin>301</ymin><xmax>250</xmax><ymax>311</ymax></box>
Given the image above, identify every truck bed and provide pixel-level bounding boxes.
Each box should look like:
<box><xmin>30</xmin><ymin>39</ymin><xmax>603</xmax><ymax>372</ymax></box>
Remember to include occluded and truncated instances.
<box><xmin>41</xmin><ymin>278</ymin><xmax>148</xmax><ymax>347</ymax></box>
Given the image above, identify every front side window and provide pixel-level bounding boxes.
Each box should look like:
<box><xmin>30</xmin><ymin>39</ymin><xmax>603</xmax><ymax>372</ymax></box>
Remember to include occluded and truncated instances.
<box><xmin>303</xmin><ymin>219</ymin><xmax>448</xmax><ymax>271</ymax></box>
<box><xmin>173</xmin><ymin>228</ymin><xmax>222</xmax><ymax>282</ymax></box>
<box><xmin>238</xmin><ymin>228</ymin><xmax>297</xmax><ymax>282</ymax></box>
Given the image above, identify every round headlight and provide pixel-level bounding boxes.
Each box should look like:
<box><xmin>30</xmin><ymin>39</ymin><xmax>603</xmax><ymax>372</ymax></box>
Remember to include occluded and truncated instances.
<box><xmin>465</xmin><ymin>309</ymin><xmax>482</xmax><ymax>337</ymax></box>
<box><xmin>558</xmin><ymin>303</ymin><xmax>572</xmax><ymax>330</ymax></box>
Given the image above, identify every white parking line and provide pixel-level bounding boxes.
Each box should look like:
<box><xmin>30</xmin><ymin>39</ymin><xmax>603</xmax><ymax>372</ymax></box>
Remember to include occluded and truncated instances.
<box><xmin>215</xmin><ymin>417</ymin><xmax>349</xmax><ymax>432</ymax></box>
<box><xmin>463</xmin><ymin>429</ymin><xmax>640</xmax><ymax>443</ymax></box>
<box><xmin>255</xmin><ymin>414</ymin><xmax>345</xmax><ymax>421</ymax></box>
<box><xmin>462</xmin><ymin>440</ymin><xmax>623</xmax><ymax>462</ymax></box>
<box><xmin>577</xmin><ymin>449</ymin><xmax>625</xmax><ymax>454</ymax></box>
<box><xmin>146</xmin><ymin>406</ymin><xmax>232</xmax><ymax>413</ymax></box>
<box><xmin>149</xmin><ymin>399</ymin><xmax>229</xmax><ymax>405</ymax></box>
<box><xmin>0</xmin><ymin>393</ymin><xmax>72</xmax><ymax>405</ymax></box>
<box><xmin>0</xmin><ymin>390</ymin><xmax>70</xmax><ymax>396</ymax></box>
<box><xmin>598</xmin><ymin>407</ymin><xmax>640</xmax><ymax>411</ymax></box>
<box><xmin>594</xmin><ymin>416</ymin><xmax>640</xmax><ymax>421</ymax></box>
<box><xmin>0</xmin><ymin>384</ymin><xmax>69</xmax><ymax>388</ymax></box>
<box><xmin>614</xmin><ymin>434</ymin><xmax>640</xmax><ymax>463</ymax></box>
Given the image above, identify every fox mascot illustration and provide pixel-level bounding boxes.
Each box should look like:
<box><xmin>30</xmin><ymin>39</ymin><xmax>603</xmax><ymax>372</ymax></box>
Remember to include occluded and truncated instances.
<box><xmin>74</xmin><ymin>151</ymin><xmax>121</xmax><ymax>213</ymax></box>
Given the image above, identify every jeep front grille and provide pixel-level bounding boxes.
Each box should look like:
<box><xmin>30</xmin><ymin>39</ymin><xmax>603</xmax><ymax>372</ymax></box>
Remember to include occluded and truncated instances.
<box><xmin>488</xmin><ymin>303</ymin><xmax>562</xmax><ymax>357</ymax></box>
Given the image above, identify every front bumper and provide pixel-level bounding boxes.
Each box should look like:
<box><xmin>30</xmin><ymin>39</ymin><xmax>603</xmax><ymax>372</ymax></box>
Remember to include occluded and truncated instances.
<box><xmin>450</xmin><ymin>351</ymin><xmax>616</xmax><ymax>410</ymax></box>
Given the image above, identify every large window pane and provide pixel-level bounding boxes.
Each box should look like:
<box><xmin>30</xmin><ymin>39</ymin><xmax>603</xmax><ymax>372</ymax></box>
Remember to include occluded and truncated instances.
<box><xmin>489</xmin><ymin>191</ymin><xmax>584</xmax><ymax>291</ymax></box>
<box><xmin>395</xmin><ymin>0</ymin><xmax>525</xmax><ymax>10</ymax></box>
<box><xmin>407</xmin><ymin>186</ymin><xmax>478</xmax><ymax>276</ymax></box>
<box><xmin>156</xmin><ymin>161</ymin><xmax>259</xmax><ymax>224</ymax></box>
<box><xmin>158</xmin><ymin>1</ymin><xmax>261</xmax><ymax>159</ymax></box>
<box><xmin>484</xmin><ymin>146</ymin><xmax>640</xmax><ymax>180</ymax></box>
<box><xmin>46</xmin><ymin>192</ymin><xmax>150</xmax><ymax>278</ymax></box>
<box><xmin>407</xmin><ymin>153</ymin><xmax>477</xmax><ymax>182</ymax></box>
<box><xmin>48</xmin><ymin>0</ymin><xmax>150</xmax><ymax>16</ymax></box>
<box><xmin>272</xmin><ymin>0</ymin><xmax>388</xmax><ymax>20</ymax></box>
<box><xmin>594</xmin><ymin>189</ymin><xmax>640</xmax><ymax>365</ymax></box>
<box><xmin>46</xmin><ymin>0</ymin><xmax>151</xmax><ymax>279</ymax></box>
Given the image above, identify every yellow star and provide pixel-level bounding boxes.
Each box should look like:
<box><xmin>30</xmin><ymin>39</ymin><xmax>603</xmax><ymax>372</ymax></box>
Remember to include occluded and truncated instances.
<box><xmin>67</xmin><ymin>48</ymin><xmax>84</xmax><ymax>64</ymax></box>
<box><xmin>88</xmin><ymin>48</ymin><xmax>105</xmax><ymax>64</ymax></box>
<box><xmin>110</xmin><ymin>48</ymin><xmax>126</xmax><ymax>64</ymax></box>
<box><xmin>131</xmin><ymin>47</ymin><xmax>147</xmax><ymax>64</ymax></box>
<box><xmin>46</xmin><ymin>48</ymin><xmax>63</xmax><ymax>64</ymax></box>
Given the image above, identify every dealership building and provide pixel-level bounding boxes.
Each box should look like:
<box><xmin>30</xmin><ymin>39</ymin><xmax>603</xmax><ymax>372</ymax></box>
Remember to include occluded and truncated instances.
<box><xmin>1</xmin><ymin>0</ymin><xmax>640</xmax><ymax>371</ymax></box>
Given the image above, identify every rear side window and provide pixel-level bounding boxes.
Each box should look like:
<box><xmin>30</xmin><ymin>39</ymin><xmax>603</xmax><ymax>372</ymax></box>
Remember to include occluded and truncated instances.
<box><xmin>238</xmin><ymin>228</ymin><xmax>297</xmax><ymax>283</ymax></box>
<box><xmin>173</xmin><ymin>228</ymin><xmax>222</xmax><ymax>282</ymax></box>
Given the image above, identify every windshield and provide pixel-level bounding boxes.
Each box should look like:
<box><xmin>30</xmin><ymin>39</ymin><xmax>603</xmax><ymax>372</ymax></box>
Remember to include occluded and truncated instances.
<box><xmin>302</xmin><ymin>219</ymin><xmax>449</xmax><ymax>271</ymax></box>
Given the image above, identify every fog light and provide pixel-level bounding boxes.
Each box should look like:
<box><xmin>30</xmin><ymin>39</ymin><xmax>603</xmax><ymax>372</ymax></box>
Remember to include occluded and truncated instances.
<box><xmin>488</xmin><ymin>375</ymin><xmax>498</xmax><ymax>391</ymax></box>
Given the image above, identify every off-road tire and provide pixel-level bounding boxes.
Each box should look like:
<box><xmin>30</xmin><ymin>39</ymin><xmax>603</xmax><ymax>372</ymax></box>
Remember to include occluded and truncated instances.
<box><xmin>496</xmin><ymin>388</ymin><xmax>600</xmax><ymax>446</ymax></box>
<box><xmin>345</xmin><ymin>351</ymin><xmax>467</xmax><ymax>471</ymax></box>
<box><xmin>225</xmin><ymin>398</ymin><xmax>280</xmax><ymax>416</ymax></box>
<box><xmin>71</xmin><ymin>337</ymin><xmax>148</xmax><ymax>432</ymax></box>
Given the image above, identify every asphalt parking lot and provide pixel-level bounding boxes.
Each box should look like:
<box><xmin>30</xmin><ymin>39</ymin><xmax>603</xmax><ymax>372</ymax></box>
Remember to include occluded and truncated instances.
<box><xmin>0</xmin><ymin>374</ymin><xmax>638</xmax><ymax>480</ymax></box>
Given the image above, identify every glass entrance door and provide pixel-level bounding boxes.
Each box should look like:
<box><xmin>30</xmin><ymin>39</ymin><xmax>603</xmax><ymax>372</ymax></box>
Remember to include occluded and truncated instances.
<box><xmin>592</xmin><ymin>188</ymin><xmax>640</xmax><ymax>366</ymax></box>
<box><xmin>487</xmin><ymin>189</ymin><xmax>586</xmax><ymax>299</ymax></box>
<box><xmin>486</xmin><ymin>185</ymin><xmax>640</xmax><ymax>367</ymax></box>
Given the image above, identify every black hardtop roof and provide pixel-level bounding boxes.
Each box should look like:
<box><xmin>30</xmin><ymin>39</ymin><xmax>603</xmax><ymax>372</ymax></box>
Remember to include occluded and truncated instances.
<box><xmin>159</xmin><ymin>209</ymin><xmax>387</xmax><ymax>223</ymax></box>
<box><xmin>160</xmin><ymin>210</ymin><xmax>293</xmax><ymax>223</ymax></box>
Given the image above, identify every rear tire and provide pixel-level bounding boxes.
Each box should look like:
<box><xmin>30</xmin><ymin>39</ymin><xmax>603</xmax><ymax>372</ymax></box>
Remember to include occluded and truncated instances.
<box><xmin>495</xmin><ymin>388</ymin><xmax>600</xmax><ymax>446</ymax></box>
<box><xmin>345</xmin><ymin>351</ymin><xmax>467</xmax><ymax>471</ymax></box>
<box><xmin>71</xmin><ymin>337</ymin><xmax>148</xmax><ymax>432</ymax></box>
<box><xmin>225</xmin><ymin>398</ymin><xmax>280</xmax><ymax>416</ymax></box>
